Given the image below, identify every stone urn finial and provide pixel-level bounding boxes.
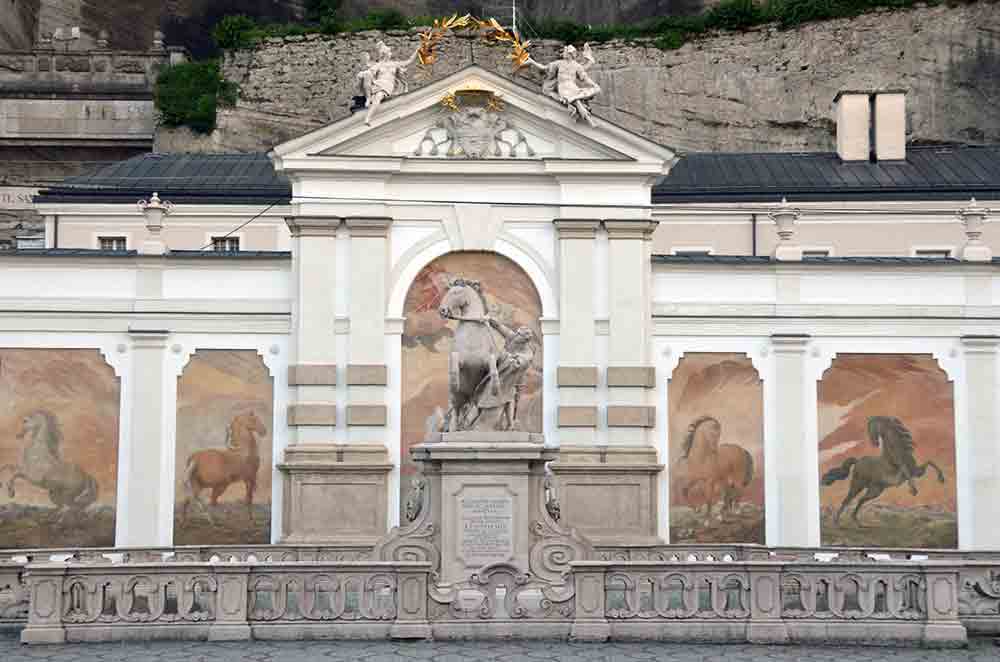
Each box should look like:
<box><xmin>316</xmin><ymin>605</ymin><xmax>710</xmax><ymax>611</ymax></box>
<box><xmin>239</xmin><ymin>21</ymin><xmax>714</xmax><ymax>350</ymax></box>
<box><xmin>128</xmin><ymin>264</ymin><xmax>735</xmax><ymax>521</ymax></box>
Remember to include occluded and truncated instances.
<box><xmin>137</xmin><ymin>192</ymin><xmax>173</xmax><ymax>255</ymax></box>
<box><xmin>958</xmin><ymin>197</ymin><xmax>991</xmax><ymax>262</ymax></box>
<box><xmin>769</xmin><ymin>197</ymin><xmax>802</xmax><ymax>260</ymax></box>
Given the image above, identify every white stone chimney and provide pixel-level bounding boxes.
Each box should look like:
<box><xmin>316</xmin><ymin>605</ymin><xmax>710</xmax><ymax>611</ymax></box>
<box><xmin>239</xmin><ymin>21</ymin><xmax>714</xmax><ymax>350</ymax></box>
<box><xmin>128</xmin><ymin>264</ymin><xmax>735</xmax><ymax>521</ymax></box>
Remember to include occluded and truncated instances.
<box><xmin>873</xmin><ymin>91</ymin><xmax>906</xmax><ymax>161</ymax></box>
<box><xmin>834</xmin><ymin>90</ymin><xmax>907</xmax><ymax>162</ymax></box>
<box><xmin>834</xmin><ymin>92</ymin><xmax>870</xmax><ymax>162</ymax></box>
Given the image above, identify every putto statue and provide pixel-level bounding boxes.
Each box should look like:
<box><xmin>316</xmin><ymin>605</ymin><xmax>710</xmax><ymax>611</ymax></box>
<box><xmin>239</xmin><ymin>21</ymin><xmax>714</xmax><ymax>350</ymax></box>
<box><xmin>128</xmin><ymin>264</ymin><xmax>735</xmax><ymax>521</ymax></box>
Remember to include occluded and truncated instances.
<box><xmin>525</xmin><ymin>43</ymin><xmax>601</xmax><ymax>127</ymax></box>
<box><xmin>357</xmin><ymin>40</ymin><xmax>420</xmax><ymax>125</ymax></box>
<box><xmin>437</xmin><ymin>277</ymin><xmax>538</xmax><ymax>432</ymax></box>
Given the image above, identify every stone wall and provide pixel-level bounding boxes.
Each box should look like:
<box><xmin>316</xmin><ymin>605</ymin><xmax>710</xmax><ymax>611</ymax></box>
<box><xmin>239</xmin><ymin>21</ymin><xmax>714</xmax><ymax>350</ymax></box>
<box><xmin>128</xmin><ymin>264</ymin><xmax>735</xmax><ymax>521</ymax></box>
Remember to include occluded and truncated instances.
<box><xmin>200</xmin><ymin>2</ymin><xmax>1000</xmax><ymax>154</ymax></box>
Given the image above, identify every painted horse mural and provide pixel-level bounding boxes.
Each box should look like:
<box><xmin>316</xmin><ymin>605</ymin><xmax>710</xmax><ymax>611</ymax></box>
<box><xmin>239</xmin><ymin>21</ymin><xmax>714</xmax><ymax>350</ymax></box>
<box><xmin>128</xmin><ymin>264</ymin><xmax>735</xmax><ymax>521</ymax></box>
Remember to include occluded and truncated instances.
<box><xmin>0</xmin><ymin>410</ymin><xmax>98</xmax><ymax>524</ymax></box>
<box><xmin>181</xmin><ymin>411</ymin><xmax>267</xmax><ymax>523</ymax></box>
<box><xmin>676</xmin><ymin>416</ymin><xmax>754</xmax><ymax>520</ymax></box>
<box><xmin>822</xmin><ymin>415</ymin><xmax>947</xmax><ymax>525</ymax></box>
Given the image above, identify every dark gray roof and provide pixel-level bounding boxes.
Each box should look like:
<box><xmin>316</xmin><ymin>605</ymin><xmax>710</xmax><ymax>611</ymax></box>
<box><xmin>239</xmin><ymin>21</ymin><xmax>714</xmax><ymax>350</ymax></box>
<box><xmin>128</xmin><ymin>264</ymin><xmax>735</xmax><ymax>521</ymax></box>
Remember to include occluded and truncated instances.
<box><xmin>35</xmin><ymin>144</ymin><xmax>1000</xmax><ymax>206</ymax></box>
<box><xmin>653</xmin><ymin>145</ymin><xmax>1000</xmax><ymax>203</ymax></box>
<box><xmin>652</xmin><ymin>254</ymin><xmax>977</xmax><ymax>266</ymax></box>
<box><xmin>36</xmin><ymin>153</ymin><xmax>291</xmax><ymax>204</ymax></box>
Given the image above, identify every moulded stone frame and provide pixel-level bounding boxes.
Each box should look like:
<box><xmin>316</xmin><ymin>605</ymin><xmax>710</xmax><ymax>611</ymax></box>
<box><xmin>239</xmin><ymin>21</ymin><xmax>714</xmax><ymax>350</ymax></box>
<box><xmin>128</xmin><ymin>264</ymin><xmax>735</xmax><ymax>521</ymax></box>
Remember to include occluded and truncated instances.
<box><xmin>166</xmin><ymin>336</ymin><xmax>289</xmax><ymax>545</ymax></box>
<box><xmin>657</xmin><ymin>342</ymin><xmax>771</xmax><ymax>545</ymax></box>
<box><xmin>0</xmin><ymin>334</ymin><xmax>130</xmax><ymax>544</ymax></box>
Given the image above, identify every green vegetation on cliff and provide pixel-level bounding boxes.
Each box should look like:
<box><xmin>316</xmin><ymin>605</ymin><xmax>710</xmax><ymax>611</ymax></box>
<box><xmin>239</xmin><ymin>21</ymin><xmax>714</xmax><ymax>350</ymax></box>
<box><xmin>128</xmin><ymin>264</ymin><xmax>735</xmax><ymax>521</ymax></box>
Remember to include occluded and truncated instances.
<box><xmin>212</xmin><ymin>0</ymin><xmax>975</xmax><ymax>54</ymax></box>
<box><xmin>154</xmin><ymin>60</ymin><xmax>238</xmax><ymax>133</ymax></box>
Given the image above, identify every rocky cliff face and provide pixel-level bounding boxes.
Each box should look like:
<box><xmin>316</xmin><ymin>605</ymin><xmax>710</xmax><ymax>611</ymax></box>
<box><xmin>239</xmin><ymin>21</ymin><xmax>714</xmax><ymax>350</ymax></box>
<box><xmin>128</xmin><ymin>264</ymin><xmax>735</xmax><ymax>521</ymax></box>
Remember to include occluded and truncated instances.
<box><xmin>204</xmin><ymin>2</ymin><xmax>999</xmax><ymax>155</ymax></box>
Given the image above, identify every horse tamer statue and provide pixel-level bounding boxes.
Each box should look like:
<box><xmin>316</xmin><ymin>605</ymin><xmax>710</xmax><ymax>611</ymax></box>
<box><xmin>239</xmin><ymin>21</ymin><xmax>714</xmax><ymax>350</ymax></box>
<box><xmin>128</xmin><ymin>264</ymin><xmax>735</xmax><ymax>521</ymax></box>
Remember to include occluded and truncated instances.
<box><xmin>437</xmin><ymin>277</ymin><xmax>537</xmax><ymax>432</ymax></box>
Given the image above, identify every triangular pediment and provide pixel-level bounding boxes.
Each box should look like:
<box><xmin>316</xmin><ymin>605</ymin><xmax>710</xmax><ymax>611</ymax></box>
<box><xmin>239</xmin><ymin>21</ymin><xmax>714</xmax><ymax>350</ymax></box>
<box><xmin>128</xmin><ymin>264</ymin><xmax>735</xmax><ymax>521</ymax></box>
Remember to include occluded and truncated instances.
<box><xmin>270</xmin><ymin>66</ymin><xmax>675</xmax><ymax>173</ymax></box>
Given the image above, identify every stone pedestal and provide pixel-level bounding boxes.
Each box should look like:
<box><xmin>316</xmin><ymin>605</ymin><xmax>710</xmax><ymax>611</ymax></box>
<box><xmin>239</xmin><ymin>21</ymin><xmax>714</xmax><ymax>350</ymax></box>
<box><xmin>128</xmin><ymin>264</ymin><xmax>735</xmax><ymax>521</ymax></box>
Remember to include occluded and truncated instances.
<box><xmin>278</xmin><ymin>444</ymin><xmax>392</xmax><ymax>544</ymax></box>
<box><xmin>549</xmin><ymin>445</ymin><xmax>663</xmax><ymax>545</ymax></box>
<box><xmin>410</xmin><ymin>432</ymin><xmax>557</xmax><ymax>585</ymax></box>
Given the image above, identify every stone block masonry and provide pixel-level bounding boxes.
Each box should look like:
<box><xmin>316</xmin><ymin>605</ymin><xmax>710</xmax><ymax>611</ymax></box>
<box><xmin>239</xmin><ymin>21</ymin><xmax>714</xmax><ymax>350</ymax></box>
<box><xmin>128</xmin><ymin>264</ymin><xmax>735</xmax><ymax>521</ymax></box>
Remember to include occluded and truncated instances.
<box><xmin>203</xmin><ymin>2</ymin><xmax>1000</xmax><ymax>155</ymax></box>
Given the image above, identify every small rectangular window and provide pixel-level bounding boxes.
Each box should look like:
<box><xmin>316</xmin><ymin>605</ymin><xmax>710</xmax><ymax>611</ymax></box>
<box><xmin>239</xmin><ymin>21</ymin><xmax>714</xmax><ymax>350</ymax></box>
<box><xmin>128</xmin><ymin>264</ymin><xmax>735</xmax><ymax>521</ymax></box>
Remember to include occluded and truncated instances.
<box><xmin>914</xmin><ymin>249</ymin><xmax>951</xmax><ymax>259</ymax></box>
<box><xmin>212</xmin><ymin>236</ymin><xmax>240</xmax><ymax>252</ymax></box>
<box><xmin>802</xmin><ymin>250</ymin><xmax>830</xmax><ymax>258</ymax></box>
<box><xmin>99</xmin><ymin>236</ymin><xmax>127</xmax><ymax>251</ymax></box>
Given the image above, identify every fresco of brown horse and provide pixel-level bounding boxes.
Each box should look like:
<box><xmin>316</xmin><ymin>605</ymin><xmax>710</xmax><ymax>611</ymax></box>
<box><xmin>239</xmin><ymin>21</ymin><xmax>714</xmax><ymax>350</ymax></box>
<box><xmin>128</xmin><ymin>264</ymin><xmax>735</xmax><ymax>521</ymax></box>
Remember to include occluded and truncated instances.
<box><xmin>181</xmin><ymin>411</ymin><xmax>266</xmax><ymax>523</ymax></box>
<box><xmin>0</xmin><ymin>410</ymin><xmax>98</xmax><ymax>525</ymax></box>
<box><xmin>676</xmin><ymin>415</ymin><xmax>754</xmax><ymax>520</ymax></box>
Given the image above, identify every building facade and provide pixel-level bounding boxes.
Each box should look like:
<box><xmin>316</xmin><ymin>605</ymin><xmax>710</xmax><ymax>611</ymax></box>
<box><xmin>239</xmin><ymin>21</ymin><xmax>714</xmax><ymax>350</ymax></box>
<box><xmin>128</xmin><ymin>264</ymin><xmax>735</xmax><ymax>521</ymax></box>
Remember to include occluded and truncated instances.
<box><xmin>1</xmin><ymin>68</ymin><xmax>998</xmax><ymax>561</ymax></box>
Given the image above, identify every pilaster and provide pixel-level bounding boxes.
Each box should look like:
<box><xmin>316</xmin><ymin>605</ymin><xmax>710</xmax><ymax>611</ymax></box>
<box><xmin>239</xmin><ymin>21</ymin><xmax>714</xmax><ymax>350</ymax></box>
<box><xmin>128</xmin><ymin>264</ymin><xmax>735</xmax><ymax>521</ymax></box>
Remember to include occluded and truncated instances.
<box><xmin>120</xmin><ymin>329</ymin><xmax>170</xmax><ymax>547</ymax></box>
<box><xmin>604</xmin><ymin>219</ymin><xmax>657</xmax><ymax>446</ymax></box>
<box><xmin>345</xmin><ymin>216</ymin><xmax>392</xmax><ymax>445</ymax></box>
<box><xmin>770</xmin><ymin>333</ymin><xmax>815</xmax><ymax>547</ymax></box>
<box><xmin>960</xmin><ymin>335</ymin><xmax>1000</xmax><ymax>550</ymax></box>
<box><xmin>286</xmin><ymin>216</ymin><xmax>340</xmax><ymax>445</ymax></box>
<box><xmin>554</xmin><ymin>219</ymin><xmax>600</xmax><ymax>445</ymax></box>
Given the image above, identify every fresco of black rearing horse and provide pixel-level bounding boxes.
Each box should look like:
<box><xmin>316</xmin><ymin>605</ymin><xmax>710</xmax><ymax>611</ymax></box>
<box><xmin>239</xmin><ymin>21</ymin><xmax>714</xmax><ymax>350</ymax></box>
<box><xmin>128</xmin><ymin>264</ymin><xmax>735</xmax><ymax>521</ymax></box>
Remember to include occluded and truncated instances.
<box><xmin>0</xmin><ymin>410</ymin><xmax>98</xmax><ymax>525</ymax></box>
<box><xmin>822</xmin><ymin>415</ymin><xmax>946</xmax><ymax>525</ymax></box>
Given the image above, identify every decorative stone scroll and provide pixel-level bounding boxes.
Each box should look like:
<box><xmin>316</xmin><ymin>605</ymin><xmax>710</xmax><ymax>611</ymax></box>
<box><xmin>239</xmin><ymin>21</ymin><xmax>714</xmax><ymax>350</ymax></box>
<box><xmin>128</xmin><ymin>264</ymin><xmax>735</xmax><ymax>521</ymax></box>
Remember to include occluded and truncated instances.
<box><xmin>529</xmin><ymin>471</ymin><xmax>593</xmax><ymax>585</ymax></box>
<box><xmin>428</xmin><ymin>563</ymin><xmax>574</xmax><ymax>621</ymax></box>
<box><xmin>372</xmin><ymin>474</ymin><xmax>440</xmax><ymax>576</ymax></box>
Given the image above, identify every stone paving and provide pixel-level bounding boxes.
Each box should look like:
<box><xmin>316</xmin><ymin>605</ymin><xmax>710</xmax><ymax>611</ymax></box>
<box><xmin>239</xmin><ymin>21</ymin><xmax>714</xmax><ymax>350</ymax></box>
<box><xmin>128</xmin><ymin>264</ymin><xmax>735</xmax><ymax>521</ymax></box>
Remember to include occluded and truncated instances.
<box><xmin>2</xmin><ymin>635</ymin><xmax>999</xmax><ymax>662</ymax></box>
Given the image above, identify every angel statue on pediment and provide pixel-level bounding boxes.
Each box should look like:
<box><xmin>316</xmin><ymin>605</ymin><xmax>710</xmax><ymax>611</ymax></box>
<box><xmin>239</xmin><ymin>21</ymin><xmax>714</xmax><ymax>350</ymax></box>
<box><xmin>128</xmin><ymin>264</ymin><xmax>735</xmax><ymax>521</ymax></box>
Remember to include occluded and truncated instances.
<box><xmin>357</xmin><ymin>40</ymin><xmax>420</xmax><ymax>125</ymax></box>
<box><xmin>525</xmin><ymin>43</ymin><xmax>601</xmax><ymax>127</ymax></box>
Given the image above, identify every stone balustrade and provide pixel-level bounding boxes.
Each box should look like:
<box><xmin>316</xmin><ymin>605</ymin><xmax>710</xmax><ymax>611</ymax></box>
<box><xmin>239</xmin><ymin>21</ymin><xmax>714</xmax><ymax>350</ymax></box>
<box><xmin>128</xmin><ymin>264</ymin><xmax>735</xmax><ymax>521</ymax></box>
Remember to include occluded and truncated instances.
<box><xmin>2</xmin><ymin>545</ymin><xmax>981</xmax><ymax>646</ymax></box>
<box><xmin>0</xmin><ymin>49</ymin><xmax>170</xmax><ymax>94</ymax></box>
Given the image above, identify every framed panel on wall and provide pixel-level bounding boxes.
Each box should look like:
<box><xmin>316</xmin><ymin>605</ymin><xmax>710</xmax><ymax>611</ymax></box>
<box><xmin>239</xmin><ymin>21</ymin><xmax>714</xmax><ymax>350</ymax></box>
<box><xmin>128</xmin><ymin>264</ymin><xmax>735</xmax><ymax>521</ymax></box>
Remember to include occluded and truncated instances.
<box><xmin>173</xmin><ymin>349</ymin><xmax>274</xmax><ymax>545</ymax></box>
<box><xmin>817</xmin><ymin>353</ymin><xmax>957</xmax><ymax>548</ymax></box>
<box><xmin>0</xmin><ymin>349</ymin><xmax>121</xmax><ymax>548</ymax></box>
<box><xmin>668</xmin><ymin>352</ymin><xmax>765</xmax><ymax>544</ymax></box>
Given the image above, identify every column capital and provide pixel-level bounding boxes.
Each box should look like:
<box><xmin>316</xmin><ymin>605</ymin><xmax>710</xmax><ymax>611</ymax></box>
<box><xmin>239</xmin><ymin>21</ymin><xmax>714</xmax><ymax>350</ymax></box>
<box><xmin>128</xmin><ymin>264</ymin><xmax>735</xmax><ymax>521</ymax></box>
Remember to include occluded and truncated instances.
<box><xmin>961</xmin><ymin>335</ymin><xmax>1000</xmax><ymax>352</ymax></box>
<box><xmin>345</xmin><ymin>216</ymin><xmax>393</xmax><ymax>237</ymax></box>
<box><xmin>127</xmin><ymin>328</ymin><xmax>170</xmax><ymax>347</ymax></box>
<box><xmin>286</xmin><ymin>216</ymin><xmax>342</xmax><ymax>238</ymax></box>
<box><xmin>603</xmin><ymin>219</ymin><xmax>657</xmax><ymax>240</ymax></box>
<box><xmin>554</xmin><ymin>218</ymin><xmax>601</xmax><ymax>239</ymax></box>
<box><xmin>770</xmin><ymin>333</ymin><xmax>810</xmax><ymax>352</ymax></box>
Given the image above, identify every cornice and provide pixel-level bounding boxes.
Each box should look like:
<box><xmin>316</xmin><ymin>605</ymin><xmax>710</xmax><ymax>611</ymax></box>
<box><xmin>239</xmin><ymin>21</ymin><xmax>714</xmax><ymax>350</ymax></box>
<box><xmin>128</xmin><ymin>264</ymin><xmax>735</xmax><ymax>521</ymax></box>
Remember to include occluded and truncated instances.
<box><xmin>285</xmin><ymin>216</ymin><xmax>342</xmax><ymax>237</ymax></box>
<box><xmin>345</xmin><ymin>216</ymin><xmax>393</xmax><ymax>238</ymax></box>
<box><xmin>553</xmin><ymin>218</ymin><xmax>601</xmax><ymax>239</ymax></box>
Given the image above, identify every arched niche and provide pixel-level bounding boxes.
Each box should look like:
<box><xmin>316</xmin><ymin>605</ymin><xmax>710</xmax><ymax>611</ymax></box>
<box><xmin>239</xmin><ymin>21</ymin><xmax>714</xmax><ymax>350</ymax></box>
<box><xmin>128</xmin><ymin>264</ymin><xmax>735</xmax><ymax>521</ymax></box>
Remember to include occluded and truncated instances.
<box><xmin>817</xmin><ymin>353</ymin><xmax>957</xmax><ymax>549</ymax></box>
<box><xmin>0</xmin><ymin>348</ymin><xmax>121</xmax><ymax>549</ymax></box>
<box><xmin>399</xmin><ymin>251</ymin><xmax>543</xmax><ymax>516</ymax></box>
<box><xmin>173</xmin><ymin>349</ymin><xmax>274</xmax><ymax>545</ymax></box>
<box><xmin>666</xmin><ymin>352</ymin><xmax>765</xmax><ymax>544</ymax></box>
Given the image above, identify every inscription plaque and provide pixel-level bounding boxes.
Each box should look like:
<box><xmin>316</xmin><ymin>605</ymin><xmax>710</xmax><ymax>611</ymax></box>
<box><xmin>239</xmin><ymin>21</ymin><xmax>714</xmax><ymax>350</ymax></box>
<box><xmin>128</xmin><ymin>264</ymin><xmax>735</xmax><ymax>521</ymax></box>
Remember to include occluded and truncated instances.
<box><xmin>460</xmin><ymin>495</ymin><xmax>513</xmax><ymax>567</ymax></box>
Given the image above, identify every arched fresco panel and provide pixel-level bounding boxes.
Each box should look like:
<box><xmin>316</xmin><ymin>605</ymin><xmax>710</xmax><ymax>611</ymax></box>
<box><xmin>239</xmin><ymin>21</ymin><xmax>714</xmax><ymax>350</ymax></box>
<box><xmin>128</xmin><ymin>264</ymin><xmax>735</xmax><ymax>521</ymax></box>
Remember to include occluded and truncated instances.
<box><xmin>818</xmin><ymin>353</ymin><xmax>957</xmax><ymax>548</ymax></box>
<box><xmin>174</xmin><ymin>350</ymin><xmax>273</xmax><ymax>545</ymax></box>
<box><xmin>668</xmin><ymin>353</ymin><xmax>765</xmax><ymax>544</ymax></box>
<box><xmin>401</xmin><ymin>251</ymin><xmax>543</xmax><ymax>516</ymax></box>
<box><xmin>0</xmin><ymin>349</ymin><xmax>120</xmax><ymax>548</ymax></box>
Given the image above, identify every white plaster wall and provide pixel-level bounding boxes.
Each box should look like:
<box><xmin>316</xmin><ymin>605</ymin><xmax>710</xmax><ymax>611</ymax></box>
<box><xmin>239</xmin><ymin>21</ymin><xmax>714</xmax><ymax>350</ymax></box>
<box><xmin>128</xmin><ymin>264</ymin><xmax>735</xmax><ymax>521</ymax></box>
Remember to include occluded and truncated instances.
<box><xmin>162</xmin><ymin>268</ymin><xmax>291</xmax><ymax>300</ymax></box>
<box><xmin>0</xmin><ymin>266</ymin><xmax>138</xmax><ymax>299</ymax></box>
<box><xmin>799</xmin><ymin>272</ymin><xmax>965</xmax><ymax>306</ymax></box>
<box><xmin>654</xmin><ymin>270</ymin><xmax>777</xmax><ymax>304</ymax></box>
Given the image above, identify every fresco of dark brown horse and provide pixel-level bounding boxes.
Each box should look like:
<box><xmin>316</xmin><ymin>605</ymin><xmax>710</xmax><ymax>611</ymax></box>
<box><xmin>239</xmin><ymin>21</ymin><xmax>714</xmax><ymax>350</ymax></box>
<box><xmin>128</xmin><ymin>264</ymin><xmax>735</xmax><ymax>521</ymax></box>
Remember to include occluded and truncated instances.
<box><xmin>181</xmin><ymin>411</ymin><xmax>266</xmax><ymax>523</ymax></box>
<box><xmin>676</xmin><ymin>415</ymin><xmax>754</xmax><ymax>520</ymax></box>
<box><xmin>822</xmin><ymin>415</ymin><xmax>945</xmax><ymax>526</ymax></box>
